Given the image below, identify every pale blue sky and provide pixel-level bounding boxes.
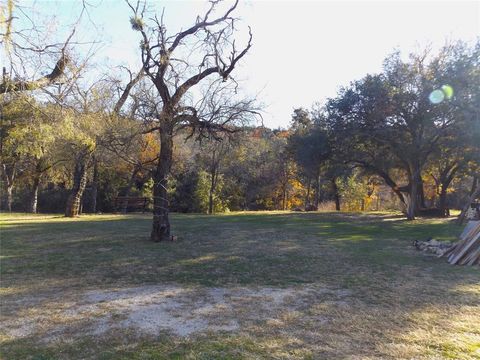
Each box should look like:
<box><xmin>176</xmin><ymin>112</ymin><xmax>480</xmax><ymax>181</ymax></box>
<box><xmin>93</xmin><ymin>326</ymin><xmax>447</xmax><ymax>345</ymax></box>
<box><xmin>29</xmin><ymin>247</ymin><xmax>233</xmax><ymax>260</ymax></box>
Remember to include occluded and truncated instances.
<box><xmin>10</xmin><ymin>0</ymin><xmax>480</xmax><ymax>128</ymax></box>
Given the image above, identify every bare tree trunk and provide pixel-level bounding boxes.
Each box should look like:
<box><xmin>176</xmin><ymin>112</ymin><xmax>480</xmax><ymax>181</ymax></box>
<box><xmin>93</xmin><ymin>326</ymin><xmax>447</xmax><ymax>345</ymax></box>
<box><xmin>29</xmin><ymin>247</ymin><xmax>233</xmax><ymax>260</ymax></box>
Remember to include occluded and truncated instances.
<box><xmin>208</xmin><ymin>191</ymin><xmax>214</xmax><ymax>214</ymax></box>
<box><xmin>406</xmin><ymin>164</ymin><xmax>423</xmax><ymax>220</ymax></box>
<box><xmin>406</xmin><ymin>180</ymin><xmax>417</xmax><ymax>220</ymax></box>
<box><xmin>355</xmin><ymin>163</ymin><xmax>407</xmax><ymax>208</ymax></box>
<box><xmin>438</xmin><ymin>176</ymin><xmax>456</xmax><ymax>217</ymax></box>
<box><xmin>305</xmin><ymin>178</ymin><xmax>311</xmax><ymax>209</ymax></box>
<box><xmin>417</xmin><ymin>174</ymin><xmax>426</xmax><ymax>209</ymax></box>
<box><xmin>151</xmin><ymin>126</ymin><xmax>173</xmax><ymax>242</ymax></box>
<box><xmin>6</xmin><ymin>184</ymin><xmax>13</xmax><ymax>212</ymax></box>
<box><xmin>208</xmin><ymin>168</ymin><xmax>215</xmax><ymax>214</ymax></box>
<box><xmin>28</xmin><ymin>160</ymin><xmax>46</xmax><ymax>214</ymax></box>
<box><xmin>65</xmin><ymin>155</ymin><xmax>90</xmax><ymax>217</ymax></box>
<box><xmin>2</xmin><ymin>162</ymin><xmax>16</xmax><ymax>212</ymax></box>
<box><xmin>438</xmin><ymin>165</ymin><xmax>458</xmax><ymax>217</ymax></box>
<box><xmin>438</xmin><ymin>187</ymin><xmax>448</xmax><ymax>216</ymax></box>
<box><xmin>208</xmin><ymin>166</ymin><xmax>217</xmax><ymax>215</ymax></box>
<box><xmin>88</xmin><ymin>157</ymin><xmax>99</xmax><ymax>213</ymax></box>
<box><xmin>281</xmin><ymin>161</ymin><xmax>289</xmax><ymax>210</ymax></box>
<box><xmin>314</xmin><ymin>173</ymin><xmax>321</xmax><ymax>208</ymax></box>
<box><xmin>393</xmin><ymin>187</ymin><xmax>407</xmax><ymax>209</ymax></box>
<box><xmin>28</xmin><ymin>175</ymin><xmax>40</xmax><ymax>213</ymax></box>
<box><xmin>331</xmin><ymin>178</ymin><xmax>340</xmax><ymax>211</ymax></box>
<box><xmin>208</xmin><ymin>175</ymin><xmax>214</xmax><ymax>215</ymax></box>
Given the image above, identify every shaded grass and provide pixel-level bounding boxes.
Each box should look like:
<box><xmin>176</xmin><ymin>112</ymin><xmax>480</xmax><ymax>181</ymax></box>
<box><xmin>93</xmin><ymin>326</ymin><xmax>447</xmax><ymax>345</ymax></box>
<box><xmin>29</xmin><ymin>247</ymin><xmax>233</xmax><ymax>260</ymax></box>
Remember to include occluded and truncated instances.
<box><xmin>0</xmin><ymin>212</ymin><xmax>472</xmax><ymax>289</ymax></box>
<box><xmin>1</xmin><ymin>211</ymin><xmax>479</xmax><ymax>359</ymax></box>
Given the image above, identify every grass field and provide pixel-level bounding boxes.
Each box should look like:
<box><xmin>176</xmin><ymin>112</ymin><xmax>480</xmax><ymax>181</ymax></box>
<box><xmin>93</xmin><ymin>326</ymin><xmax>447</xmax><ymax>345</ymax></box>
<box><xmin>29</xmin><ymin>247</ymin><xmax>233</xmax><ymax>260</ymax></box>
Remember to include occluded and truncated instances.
<box><xmin>1</xmin><ymin>211</ymin><xmax>479</xmax><ymax>359</ymax></box>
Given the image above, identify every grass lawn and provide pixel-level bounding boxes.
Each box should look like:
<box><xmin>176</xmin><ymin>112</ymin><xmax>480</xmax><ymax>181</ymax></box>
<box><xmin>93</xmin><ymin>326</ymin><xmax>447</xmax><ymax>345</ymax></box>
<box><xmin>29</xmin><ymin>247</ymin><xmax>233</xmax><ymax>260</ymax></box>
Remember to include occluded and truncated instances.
<box><xmin>0</xmin><ymin>211</ymin><xmax>479</xmax><ymax>359</ymax></box>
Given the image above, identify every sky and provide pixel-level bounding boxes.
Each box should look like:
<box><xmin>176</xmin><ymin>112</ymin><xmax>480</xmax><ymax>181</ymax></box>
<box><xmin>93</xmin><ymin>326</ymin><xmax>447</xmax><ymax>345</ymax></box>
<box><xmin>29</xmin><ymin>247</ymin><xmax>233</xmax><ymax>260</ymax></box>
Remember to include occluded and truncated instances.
<box><xmin>9</xmin><ymin>0</ymin><xmax>480</xmax><ymax>128</ymax></box>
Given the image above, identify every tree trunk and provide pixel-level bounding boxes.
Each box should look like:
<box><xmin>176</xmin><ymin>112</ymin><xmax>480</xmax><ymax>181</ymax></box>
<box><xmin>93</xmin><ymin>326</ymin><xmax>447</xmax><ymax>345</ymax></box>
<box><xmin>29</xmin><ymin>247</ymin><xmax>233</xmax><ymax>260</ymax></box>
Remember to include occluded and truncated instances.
<box><xmin>438</xmin><ymin>171</ymin><xmax>457</xmax><ymax>217</ymax></box>
<box><xmin>406</xmin><ymin>180</ymin><xmax>417</xmax><ymax>220</ymax></box>
<box><xmin>65</xmin><ymin>156</ymin><xmax>90</xmax><ymax>217</ymax></box>
<box><xmin>28</xmin><ymin>175</ymin><xmax>40</xmax><ymax>213</ymax></box>
<box><xmin>305</xmin><ymin>178</ymin><xmax>311</xmax><ymax>209</ymax></box>
<box><xmin>438</xmin><ymin>187</ymin><xmax>448</xmax><ymax>216</ymax></box>
<box><xmin>282</xmin><ymin>162</ymin><xmax>289</xmax><ymax>210</ymax></box>
<box><xmin>332</xmin><ymin>178</ymin><xmax>340</xmax><ymax>211</ymax></box>
<box><xmin>392</xmin><ymin>187</ymin><xmax>407</xmax><ymax>210</ymax></box>
<box><xmin>357</xmin><ymin>164</ymin><xmax>407</xmax><ymax>208</ymax></box>
<box><xmin>208</xmin><ymin>191</ymin><xmax>214</xmax><ymax>214</ymax></box>
<box><xmin>208</xmin><ymin>168</ymin><xmax>217</xmax><ymax>215</ymax></box>
<box><xmin>6</xmin><ymin>184</ymin><xmax>13</xmax><ymax>212</ymax></box>
<box><xmin>417</xmin><ymin>174</ymin><xmax>426</xmax><ymax>209</ymax></box>
<box><xmin>208</xmin><ymin>172</ymin><xmax>215</xmax><ymax>215</ymax></box>
<box><xmin>2</xmin><ymin>162</ymin><xmax>16</xmax><ymax>212</ymax></box>
<box><xmin>121</xmin><ymin>191</ymin><xmax>131</xmax><ymax>214</ymax></box>
<box><xmin>151</xmin><ymin>126</ymin><xmax>173</xmax><ymax>242</ymax></box>
<box><xmin>406</xmin><ymin>164</ymin><xmax>423</xmax><ymax>220</ymax></box>
<box><xmin>28</xmin><ymin>159</ymin><xmax>46</xmax><ymax>213</ymax></box>
<box><xmin>90</xmin><ymin>158</ymin><xmax>99</xmax><ymax>213</ymax></box>
<box><xmin>437</xmin><ymin>165</ymin><xmax>458</xmax><ymax>217</ymax></box>
<box><xmin>314</xmin><ymin>173</ymin><xmax>321</xmax><ymax>208</ymax></box>
<box><xmin>121</xmin><ymin>167</ymin><xmax>139</xmax><ymax>214</ymax></box>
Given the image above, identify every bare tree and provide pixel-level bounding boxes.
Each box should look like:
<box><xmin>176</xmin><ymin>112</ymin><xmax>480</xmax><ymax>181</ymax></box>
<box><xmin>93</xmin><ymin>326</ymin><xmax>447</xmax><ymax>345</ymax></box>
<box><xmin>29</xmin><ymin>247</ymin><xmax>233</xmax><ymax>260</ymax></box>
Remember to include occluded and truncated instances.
<box><xmin>1</xmin><ymin>54</ymin><xmax>70</xmax><ymax>93</ymax></box>
<box><xmin>127</xmin><ymin>0</ymin><xmax>257</xmax><ymax>241</ymax></box>
<box><xmin>0</xmin><ymin>0</ymin><xmax>90</xmax><ymax>94</ymax></box>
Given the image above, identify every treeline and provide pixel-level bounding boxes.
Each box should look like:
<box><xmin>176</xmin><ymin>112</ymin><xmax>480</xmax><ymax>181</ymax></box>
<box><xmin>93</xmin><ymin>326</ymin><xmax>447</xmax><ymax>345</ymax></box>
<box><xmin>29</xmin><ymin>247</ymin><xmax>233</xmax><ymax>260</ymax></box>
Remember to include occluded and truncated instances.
<box><xmin>1</xmin><ymin>42</ymin><xmax>479</xmax><ymax>218</ymax></box>
<box><xmin>287</xmin><ymin>43</ymin><xmax>479</xmax><ymax>220</ymax></box>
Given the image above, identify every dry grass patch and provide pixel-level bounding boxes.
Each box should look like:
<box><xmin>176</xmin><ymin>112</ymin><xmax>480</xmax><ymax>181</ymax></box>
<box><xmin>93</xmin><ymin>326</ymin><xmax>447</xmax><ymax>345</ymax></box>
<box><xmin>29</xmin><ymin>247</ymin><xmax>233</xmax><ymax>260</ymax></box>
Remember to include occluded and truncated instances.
<box><xmin>0</xmin><ymin>212</ymin><xmax>479</xmax><ymax>359</ymax></box>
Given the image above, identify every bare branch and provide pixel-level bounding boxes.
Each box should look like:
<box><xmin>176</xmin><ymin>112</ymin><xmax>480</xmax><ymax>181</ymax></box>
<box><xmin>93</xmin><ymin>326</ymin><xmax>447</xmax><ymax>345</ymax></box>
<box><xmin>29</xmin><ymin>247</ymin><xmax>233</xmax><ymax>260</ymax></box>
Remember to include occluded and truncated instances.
<box><xmin>167</xmin><ymin>0</ymin><xmax>239</xmax><ymax>53</ymax></box>
<box><xmin>0</xmin><ymin>53</ymin><xmax>69</xmax><ymax>93</ymax></box>
<box><xmin>113</xmin><ymin>68</ymin><xmax>144</xmax><ymax>115</ymax></box>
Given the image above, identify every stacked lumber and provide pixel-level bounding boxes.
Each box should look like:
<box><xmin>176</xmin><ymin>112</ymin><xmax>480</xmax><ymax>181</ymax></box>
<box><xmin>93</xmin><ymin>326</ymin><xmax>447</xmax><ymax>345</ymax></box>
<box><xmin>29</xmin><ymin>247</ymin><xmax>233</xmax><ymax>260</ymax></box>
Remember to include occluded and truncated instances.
<box><xmin>442</xmin><ymin>221</ymin><xmax>480</xmax><ymax>266</ymax></box>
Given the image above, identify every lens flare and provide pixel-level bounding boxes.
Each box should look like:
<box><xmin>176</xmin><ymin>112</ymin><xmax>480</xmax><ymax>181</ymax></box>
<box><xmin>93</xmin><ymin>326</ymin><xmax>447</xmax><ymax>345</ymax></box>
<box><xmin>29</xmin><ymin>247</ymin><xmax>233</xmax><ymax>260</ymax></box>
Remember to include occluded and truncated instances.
<box><xmin>441</xmin><ymin>85</ymin><xmax>454</xmax><ymax>99</ymax></box>
<box><xmin>429</xmin><ymin>89</ymin><xmax>445</xmax><ymax>104</ymax></box>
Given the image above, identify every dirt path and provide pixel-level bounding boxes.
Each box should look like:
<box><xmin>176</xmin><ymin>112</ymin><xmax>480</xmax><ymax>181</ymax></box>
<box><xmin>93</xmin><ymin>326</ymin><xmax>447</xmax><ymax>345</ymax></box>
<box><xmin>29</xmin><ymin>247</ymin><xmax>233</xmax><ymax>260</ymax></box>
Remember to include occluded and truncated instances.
<box><xmin>1</xmin><ymin>284</ymin><xmax>351</xmax><ymax>342</ymax></box>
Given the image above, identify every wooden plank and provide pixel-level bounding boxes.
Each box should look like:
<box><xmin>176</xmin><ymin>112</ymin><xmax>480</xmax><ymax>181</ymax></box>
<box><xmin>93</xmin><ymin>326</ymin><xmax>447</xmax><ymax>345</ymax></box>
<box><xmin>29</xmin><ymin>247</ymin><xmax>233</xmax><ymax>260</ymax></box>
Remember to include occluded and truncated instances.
<box><xmin>449</xmin><ymin>232</ymin><xmax>480</xmax><ymax>265</ymax></box>
<box><xmin>459</xmin><ymin>221</ymin><xmax>480</xmax><ymax>241</ymax></box>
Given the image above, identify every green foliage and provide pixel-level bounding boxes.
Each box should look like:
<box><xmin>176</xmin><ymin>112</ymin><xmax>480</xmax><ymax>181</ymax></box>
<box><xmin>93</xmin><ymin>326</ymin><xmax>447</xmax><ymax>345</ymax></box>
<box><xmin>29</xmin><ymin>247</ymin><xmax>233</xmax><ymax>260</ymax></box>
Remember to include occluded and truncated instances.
<box><xmin>1</xmin><ymin>96</ymin><xmax>54</xmax><ymax>160</ymax></box>
<box><xmin>2</xmin><ymin>38</ymin><xmax>478</xmax><ymax>215</ymax></box>
<box><xmin>194</xmin><ymin>170</ymin><xmax>228</xmax><ymax>213</ymax></box>
<box><xmin>321</xmin><ymin>41</ymin><xmax>480</xmax><ymax>215</ymax></box>
<box><xmin>336</xmin><ymin>173</ymin><xmax>371</xmax><ymax>211</ymax></box>
<box><xmin>142</xmin><ymin>178</ymin><xmax>154</xmax><ymax>199</ymax></box>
